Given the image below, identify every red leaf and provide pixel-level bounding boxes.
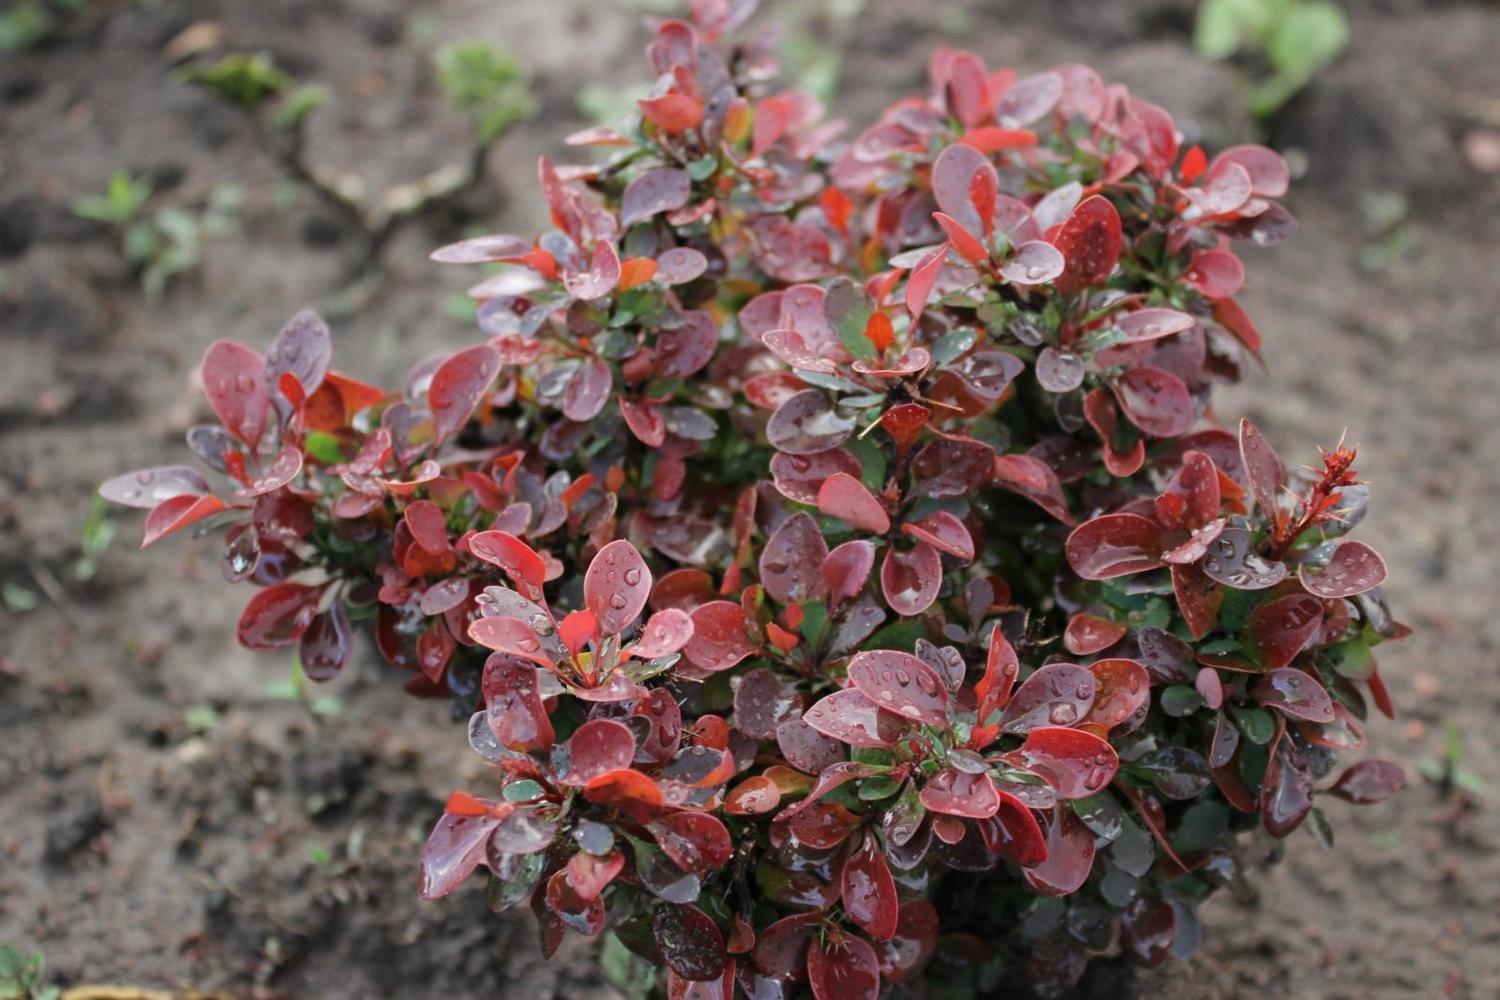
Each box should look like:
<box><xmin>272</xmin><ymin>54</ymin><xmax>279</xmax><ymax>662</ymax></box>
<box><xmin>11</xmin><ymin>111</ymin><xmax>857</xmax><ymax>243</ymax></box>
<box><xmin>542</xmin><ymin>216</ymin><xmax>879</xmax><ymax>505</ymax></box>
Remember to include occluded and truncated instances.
<box><xmin>1065</xmin><ymin>513</ymin><xmax>1165</xmax><ymax>580</ymax></box>
<box><xmin>482</xmin><ymin>655</ymin><xmax>555</xmax><ymax>752</ymax></box>
<box><xmin>880</xmin><ymin>542</ymin><xmax>942</xmax><ymax>616</ymax></box>
<box><xmin>847</xmin><ymin>649</ymin><xmax>949</xmax><ymax>727</ymax></box>
<box><xmin>640</xmin><ymin>93</ymin><xmax>703</xmax><ymax>133</ymax></box>
<box><xmin>1248</xmin><ymin>594</ymin><xmax>1324</xmax><ymax>669</ymax></box>
<box><xmin>584</xmin><ymin>539</ymin><xmax>651</xmax><ymax>635</ymax></box>
<box><xmin>683</xmin><ymin>600</ymin><xmax>758</xmax><ymax>672</ymax></box>
<box><xmin>1329</xmin><ymin>759</ymin><xmax>1405</xmax><ymax>804</ymax></box>
<box><xmin>563</xmin><ymin>357</ymin><xmax>614</xmax><ymax>421</ymax></box>
<box><xmin>905</xmin><ymin>243</ymin><xmax>948</xmax><ymax>322</ymax></box>
<box><xmin>1238</xmin><ymin>418</ymin><xmax>1284</xmax><ymax>517</ymax></box>
<box><xmin>759</xmin><ymin>512</ymin><xmax>829</xmax><ymax>605</ymax></box>
<box><xmin>1023</xmin><ymin>806</ymin><xmax>1095</xmax><ymax>895</ymax></box>
<box><xmin>237</xmin><ymin>582</ymin><xmax>319</xmax><ymax>650</ymax></box>
<box><xmin>920</xmin><ymin>767</ymin><xmax>999</xmax><ymax>819</ymax></box>
<box><xmin>403</xmin><ymin>499</ymin><xmax>449</xmax><ymax>555</ymax></box>
<box><xmin>1209</xmin><ymin>144</ymin><xmax>1290</xmax><ymax>198</ymax></box>
<box><xmin>430</xmin><ymin>344</ymin><xmax>502</xmax><ymax>445</ymax></box>
<box><xmin>817</xmin><ymin>473</ymin><xmax>891</xmax><ymax>534</ymax></box>
<box><xmin>1298</xmin><ymin>540</ymin><xmax>1388</xmax><ymax>598</ymax></box>
<box><xmin>469</xmin><ymin>530</ymin><xmax>547</xmax><ymax>599</ymax></box>
<box><xmin>583</xmin><ymin>768</ymin><xmax>665</xmax><ymax>818</ymax></box>
<box><xmin>1050</xmin><ymin>195</ymin><xmax>1122</xmax><ymax>296</ymax></box>
<box><xmin>650</xmin><ymin>812</ymin><xmax>732</xmax><ymax>875</ymax></box>
<box><xmin>753</xmin><ymin>913</ymin><xmax>819</xmax><ymax>980</ymax></box>
<box><xmin>632</xmin><ymin>607</ymin><xmax>694</xmax><ymax>659</ymax></box>
<box><xmin>932</xmin><ymin>212</ymin><xmax>987</xmax><ymax>265</ymax></box>
<box><xmin>999</xmin><ymin>727</ymin><xmax>1118</xmax><ymax>799</ymax></box>
<box><xmin>960</xmin><ymin>126</ymin><xmax>1038</xmax><ymax>151</ymax></box>
<box><xmin>621</xmin><ymin>168</ymin><xmax>692</xmax><ymax>228</ymax></box>
<box><xmin>419</xmin><ymin>812</ymin><xmax>500</xmax><ymax>899</ymax></box>
<box><xmin>1254</xmin><ymin>667</ymin><xmax>1335</xmax><ymax>723</ymax></box>
<box><xmin>841</xmin><ymin>837</ymin><xmax>899</xmax><ymax>940</ymax></box>
<box><xmin>999</xmin><ymin>662</ymin><xmax>1096</xmax><ymax>734</ymax></box>
<box><xmin>900</xmin><ymin>511</ymin><xmax>974</xmax><ymax>561</ymax></box>
<box><xmin>822</xmin><ymin>539</ymin><xmax>877</xmax><ymax>605</ymax></box>
<box><xmin>141</xmin><ymin>493</ymin><xmax>227</xmax><ymax>548</ymax></box>
<box><xmin>201</xmin><ymin>340</ymin><xmax>269</xmax><ymax>447</ymax></box>
<box><xmin>770</xmin><ymin>448</ymin><xmax>861</xmax><ymax>504</ymax></box>
<box><xmin>1183</xmin><ymin>249</ymin><xmax>1244</xmax><ymax>298</ymax></box>
<box><xmin>807</xmin><ymin>934</ymin><xmax>880</xmax><ymax>1000</ymax></box>
<box><xmin>565</xmin><ymin>240</ymin><xmax>622</xmax><ymax>301</ymax></box>
<box><xmin>1080</xmin><ymin>657</ymin><xmax>1150</xmax><ymax>733</ymax></box>
<box><xmin>803</xmin><ymin>689</ymin><xmax>907</xmax><ymax>749</ymax></box>
<box><xmin>1112</xmin><ymin>366</ymin><xmax>1194</xmax><ymax>438</ymax></box>
<box><xmin>993</xmin><ymin>453</ymin><xmax>1075</xmax><ymax>525</ymax></box>
<box><xmin>1063</xmin><ymin>612</ymin><xmax>1126</xmax><ymax>656</ymax></box>
<box><xmin>875</xmin><ymin>901</ymin><xmax>939</xmax><ymax>983</ymax></box>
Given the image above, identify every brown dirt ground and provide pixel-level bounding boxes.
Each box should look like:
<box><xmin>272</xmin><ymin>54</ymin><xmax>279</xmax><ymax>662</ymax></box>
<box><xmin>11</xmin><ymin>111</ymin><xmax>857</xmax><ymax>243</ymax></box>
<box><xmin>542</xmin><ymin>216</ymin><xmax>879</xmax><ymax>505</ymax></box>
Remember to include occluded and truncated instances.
<box><xmin>1</xmin><ymin>1</ymin><xmax>1497</xmax><ymax>997</ymax></box>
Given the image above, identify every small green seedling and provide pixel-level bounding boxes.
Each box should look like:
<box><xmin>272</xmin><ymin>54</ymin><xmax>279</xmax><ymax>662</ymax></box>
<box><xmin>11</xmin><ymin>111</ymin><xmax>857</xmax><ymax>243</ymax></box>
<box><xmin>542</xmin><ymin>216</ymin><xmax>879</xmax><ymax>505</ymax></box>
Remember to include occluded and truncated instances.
<box><xmin>1195</xmin><ymin>0</ymin><xmax>1349</xmax><ymax>117</ymax></box>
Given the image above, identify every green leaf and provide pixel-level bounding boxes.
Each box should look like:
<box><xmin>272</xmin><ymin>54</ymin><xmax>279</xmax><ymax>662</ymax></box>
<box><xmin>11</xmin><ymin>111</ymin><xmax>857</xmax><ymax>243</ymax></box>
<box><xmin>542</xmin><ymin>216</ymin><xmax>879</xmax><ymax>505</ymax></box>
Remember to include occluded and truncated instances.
<box><xmin>304</xmin><ymin>431</ymin><xmax>348</xmax><ymax>465</ymax></box>
<box><xmin>825</xmin><ymin>276</ymin><xmax>877</xmax><ymax>363</ymax></box>
<box><xmin>1194</xmin><ymin>0</ymin><xmax>1246</xmax><ymax>60</ymax></box>
<box><xmin>1160</xmin><ymin>684</ymin><xmax>1203</xmax><ymax>717</ymax></box>
<box><xmin>504</xmin><ymin>779</ymin><xmax>546</xmax><ymax>801</ymax></box>
<box><xmin>1230</xmin><ymin>704</ymin><xmax>1276</xmax><ymax>745</ymax></box>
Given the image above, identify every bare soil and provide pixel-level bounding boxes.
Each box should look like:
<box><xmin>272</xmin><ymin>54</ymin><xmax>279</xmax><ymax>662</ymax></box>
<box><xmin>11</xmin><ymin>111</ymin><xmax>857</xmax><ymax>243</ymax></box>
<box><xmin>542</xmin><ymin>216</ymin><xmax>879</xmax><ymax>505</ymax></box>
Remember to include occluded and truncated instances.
<box><xmin>1</xmin><ymin>1</ymin><xmax>1497</xmax><ymax>997</ymax></box>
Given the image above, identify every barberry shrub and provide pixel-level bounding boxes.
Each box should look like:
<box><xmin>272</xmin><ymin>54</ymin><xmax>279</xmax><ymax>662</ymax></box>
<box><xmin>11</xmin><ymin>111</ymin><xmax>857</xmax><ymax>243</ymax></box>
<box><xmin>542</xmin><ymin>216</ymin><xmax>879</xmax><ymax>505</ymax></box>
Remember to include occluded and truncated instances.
<box><xmin>103</xmin><ymin>3</ymin><xmax>1409</xmax><ymax>996</ymax></box>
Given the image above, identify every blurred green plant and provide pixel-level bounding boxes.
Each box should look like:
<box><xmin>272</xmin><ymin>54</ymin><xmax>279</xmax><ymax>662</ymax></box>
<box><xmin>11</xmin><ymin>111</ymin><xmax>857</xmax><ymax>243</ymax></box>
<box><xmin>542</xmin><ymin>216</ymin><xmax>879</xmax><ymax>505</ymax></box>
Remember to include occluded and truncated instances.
<box><xmin>0</xmin><ymin>943</ymin><xmax>59</xmax><ymax>1000</ymax></box>
<box><xmin>0</xmin><ymin>0</ymin><xmax>85</xmax><ymax>53</ymax></box>
<box><xmin>436</xmin><ymin>41</ymin><xmax>535</xmax><ymax>143</ymax></box>
<box><xmin>1195</xmin><ymin>0</ymin><xmax>1349</xmax><ymax>118</ymax></box>
<box><xmin>1416</xmin><ymin>720</ymin><xmax>1489</xmax><ymax>800</ymax></box>
<box><xmin>266</xmin><ymin>656</ymin><xmax>343</xmax><ymax>717</ymax></box>
<box><xmin>71</xmin><ymin>173</ymin><xmax>241</xmax><ymax>298</ymax></box>
<box><xmin>74</xmin><ymin>495</ymin><xmax>116</xmax><ymax>582</ymax></box>
<box><xmin>178</xmin><ymin>50</ymin><xmax>291</xmax><ymax>106</ymax></box>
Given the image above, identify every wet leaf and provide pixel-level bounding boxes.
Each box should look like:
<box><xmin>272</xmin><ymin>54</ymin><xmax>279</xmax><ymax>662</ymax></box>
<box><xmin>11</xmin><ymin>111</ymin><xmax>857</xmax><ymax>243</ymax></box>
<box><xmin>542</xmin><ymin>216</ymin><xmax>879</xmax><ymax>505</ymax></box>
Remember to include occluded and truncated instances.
<box><xmin>1238</xmin><ymin>418</ymin><xmax>1284</xmax><ymax>517</ymax></box>
<box><xmin>482</xmin><ymin>654</ymin><xmax>556</xmax><ymax>752</ymax></box>
<box><xmin>879</xmin><ymin>543</ymin><xmax>942</xmax><ymax>617</ymax></box>
<box><xmin>920</xmin><ymin>767</ymin><xmax>998</xmax><ymax>818</ymax></box>
<box><xmin>823</xmin><ymin>539</ymin><xmax>877</xmax><ymax>605</ymax></box>
<box><xmin>1051</xmin><ymin>195</ymin><xmax>1121</xmax><ymax>296</ymax></box>
<box><xmin>1248</xmin><ymin>595</ymin><xmax>1325</xmax><ymax>669</ymax></box>
<box><xmin>101</xmin><ymin>466</ymin><xmax>211</xmax><ymax>510</ymax></box>
<box><xmin>1000</xmin><ymin>663</ymin><xmax>1096</xmax><ymax>734</ymax></box>
<box><xmin>1023</xmin><ymin>806</ymin><xmax>1095</xmax><ymax>895</ymax></box>
<box><xmin>1328</xmin><ymin>759</ymin><xmax>1405</xmax><ymax>804</ymax></box>
<box><xmin>430</xmin><ymin>344</ymin><xmax>502</xmax><ymax>445</ymax></box>
<box><xmin>265</xmin><ymin>310</ymin><xmax>332</xmax><ymax>420</ymax></box>
<box><xmin>683</xmin><ymin>601</ymin><xmax>758</xmax><ymax>673</ymax></box>
<box><xmin>1113</xmin><ymin>366</ymin><xmax>1193</xmax><ymax>438</ymax></box>
<box><xmin>842</xmin><ymin>837</ymin><xmax>899</xmax><ymax>940</ymax></box>
<box><xmin>201</xmin><ymin>340</ymin><xmax>268</xmax><ymax>447</ymax></box>
<box><xmin>760</xmin><ymin>513</ymin><xmax>829</xmax><ymax>605</ymax></box>
<box><xmin>767</xmin><ymin>390</ymin><xmax>856</xmax><ymax>455</ymax></box>
<box><xmin>1299</xmin><ymin>541</ymin><xmax>1388</xmax><ymax>599</ymax></box>
<box><xmin>1063</xmin><ymin>612</ymin><xmax>1126</xmax><ymax>656</ymax></box>
<box><xmin>563</xmin><ymin>357</ymin><xmax>614</xmax><ymax>421</ymax></box>
<box><xmin>140</xmin><ymin>493</ymin><xmax>228</xmax><ymax>548</ymax></box>
<box><xmin>1253</xmin><ymin>667</ymin><xmax>1335</xmax><ymax>723</ymax></box>
<box><xmin>650</xmin><ymin>812</ymin><xmax>732</xmax><ymax>875</ymax></box>
<box><xmin>419</xmin><ymin>812</ymin><xmax>501</xmax><ymax>899</ymax></box>
<box><xmin>1065</xmin><ymin>513</ymin><xmax>1165</xmax><ymax>580</ymax></box>
<box><xmin>807</xmin><ymin>933</ymin><xmax>880</xmax><ymax>1000</ymax></box>
<box><xmin>900</xmin><ymin>511</ymin><xmax>974</xmax><ymax>561</ymax></box>
<box><xmin>803</xmin><ymin>689</ymin><xmax>907</xmax><ymax>749</ymax></box>
<box><xmin>565</xmin><ymin>239</ymin><xmax>622</xmax><ymax>300</ymax></box>
<box><xmin>1200</xmin><ymin>527</ymin><xmax>1288</xmax><ymax>590</ymax></box>
<box><xmin>621</xmin><ymin>168</ymin><xmax>692</xmax><ymax>228</ymax></box>
<box><xmin>1002</xmin><ymin>727</ymin><xmax>1118</xmax><ymax>799</ymax></box>
<box><xmin>585</xmin><ymin>539</ymin><xmax>651</xmax><ymax>635</ymax></box>
<box><xmin>817</xmin><ymin>473</ymin><xmax>890</xmax><ymax>534</ymax></box>
<box><xmin>237</xmin><ymin>582</ymin><xmax>319</xmax><ymax>650</ymax></box>
<box><xmin>847</xmin><ymin>649</ymin><xmax>949</xmax><ymax>726</ymax></box>
<box><xmin>875</xmin><ymin>901</ymin><xmax>939</xmax><ymax>984</ymax></box>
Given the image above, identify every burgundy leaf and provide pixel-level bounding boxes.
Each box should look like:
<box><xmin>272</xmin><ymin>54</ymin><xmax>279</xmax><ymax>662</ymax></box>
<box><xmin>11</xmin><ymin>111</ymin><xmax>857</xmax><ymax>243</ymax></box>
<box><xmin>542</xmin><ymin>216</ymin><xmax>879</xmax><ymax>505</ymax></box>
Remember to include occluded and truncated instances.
<box><xmin>1065</xmin><ymin>513</ymin><xmax>1165</xmax><ymax>580</ymax></box>
<box><xmin>846</xmin><ymin>649</ymin><xmax>949</xmax><ymax>726</ymax></box>
<box><xmin>563</xmin><ymin>357</ymin><xmax>614</xmax><ymax>422</ymax></box>
<box><xmin>817</xmin><ymin>473</ymin><xmax>890</xmax><ymax>533</ymax></box>
<box><xmin>1238</xmin><ymin>418</ymin><xmax>1284</xmax><ymax>517</ymax></box>
<box><xmin>683</xmin><ymin>600</ymin><xmax>758</xmax><ymax>672</ymax></box>
<box><xmin>900</xmin><ymin>511</ymin><xmax>974</xmax><ymax>561</ymax></box>
<box><xmin>1299</xmin><ymin>541</ymin><xmax>1388</xmax><ymax>599</ymax></box>
<box><xmin>922</xmin><ymin>767</ymin><xmax>1000</xmax><ymax>823</ymax></box>
<box><xmin>1201</xmin><ymin>527</ymin><xmax>1288</xmax><ymax>590</ymax></box>
<box><xmin>654</xmin><ymin>904</ymin><xmax>727</xmax><ymax>982</ymax></box>
<box><xmin>140</xmin><ymin>494</ymin><xmax>228</xmax><ymax>548</ymax></box>
<box><xmin>767</xmin><ymin>390</ymin><xmax>857</xmax><ymax>455</ymax></box>
<box><xmin>803</xmin><ymin>689</ymin><xmax>907</xmax><ymax>749</ymax></box>
<box><xmin>237</xmin><ymin>582</ymin><xmax>319</xmax><ymax>650</ymax></box>
<box><xmin>650</xmin><ymin>812</ymin><xmax>732</xmax><ymax>875</ymax></box>
<box><xmin>1001</xmin><ymin>727</ymin><xmax>1118</xmax><ymax>799</ymax></box>
<box><xmin>823</xmin><ymin>539</ymin><xmax>877</xmax><ymax>605</ymax></box>
<box><xmin>1050</xmin><ymin>195</ymin><xmax>1121</xmax><ymax>296</ymax></box>
<box><xmin>1112</xmin><ymin>367</ymin><xmax>1194</xmax><ymax>438</ymax></box>
<box><xmin>430</xmin><ymin>344</ymin><xmax>502</xmax><ymax>445</ymax></box>
<box><xmin>760</xmin><ymin>512</ymin><xmax>829</xmax><ymax>605</ymax></box>
<box><xmin>1023</xmin><ymin>806</ymin><xmax>1095</xmax><ymax>895</ymax></box>
<box><xmin>565</xmin><ymin>239</ymin><xmax>622</xmax><ymax>301</ymax></box>
<box><xmin>1248</xmin><ymin>594</ymin><xmax>1324</xmax><ymax>669</ymax></box>
<box><xmin>880</xmin><ymin>542</ymin><xmax>942</xmax><ymax>617</ymax></box>
<box><xmin>1254</xmin><ymin>667</ymin><xmax>1336</xmax><ymax>723</ymax></box>
<box><xmin>807</xmin><ymin>934</ymin><xmax>880</xmax><ymax>1000</ymax></box>
<box><xmin>1000</xmin><ymin>663</ymin><xmax>1096</xmax><ymax>734</ymax></box>
<box><xmin>201</xmin><ymin>340</ymin><xmax>268</xmax><ymax>447</ymax></box>
<box><xmin>1328</xmin><ymin>759</ymin><xmax>1405</xmax><ymax>804</ymax></box>
<box><xmin>621</xmin><ymin>168</ymin><xmax>692</xmax><ymax>228</ymax></box>
<box><xmin>842</xmin><ymin>837</ymin><xmax>899</xmax><ymax>940</ymax></box>
<box><xmin>584</xmin><ymin>539</ymin><xmax>651</xmax><ymax>635</ymax></box>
